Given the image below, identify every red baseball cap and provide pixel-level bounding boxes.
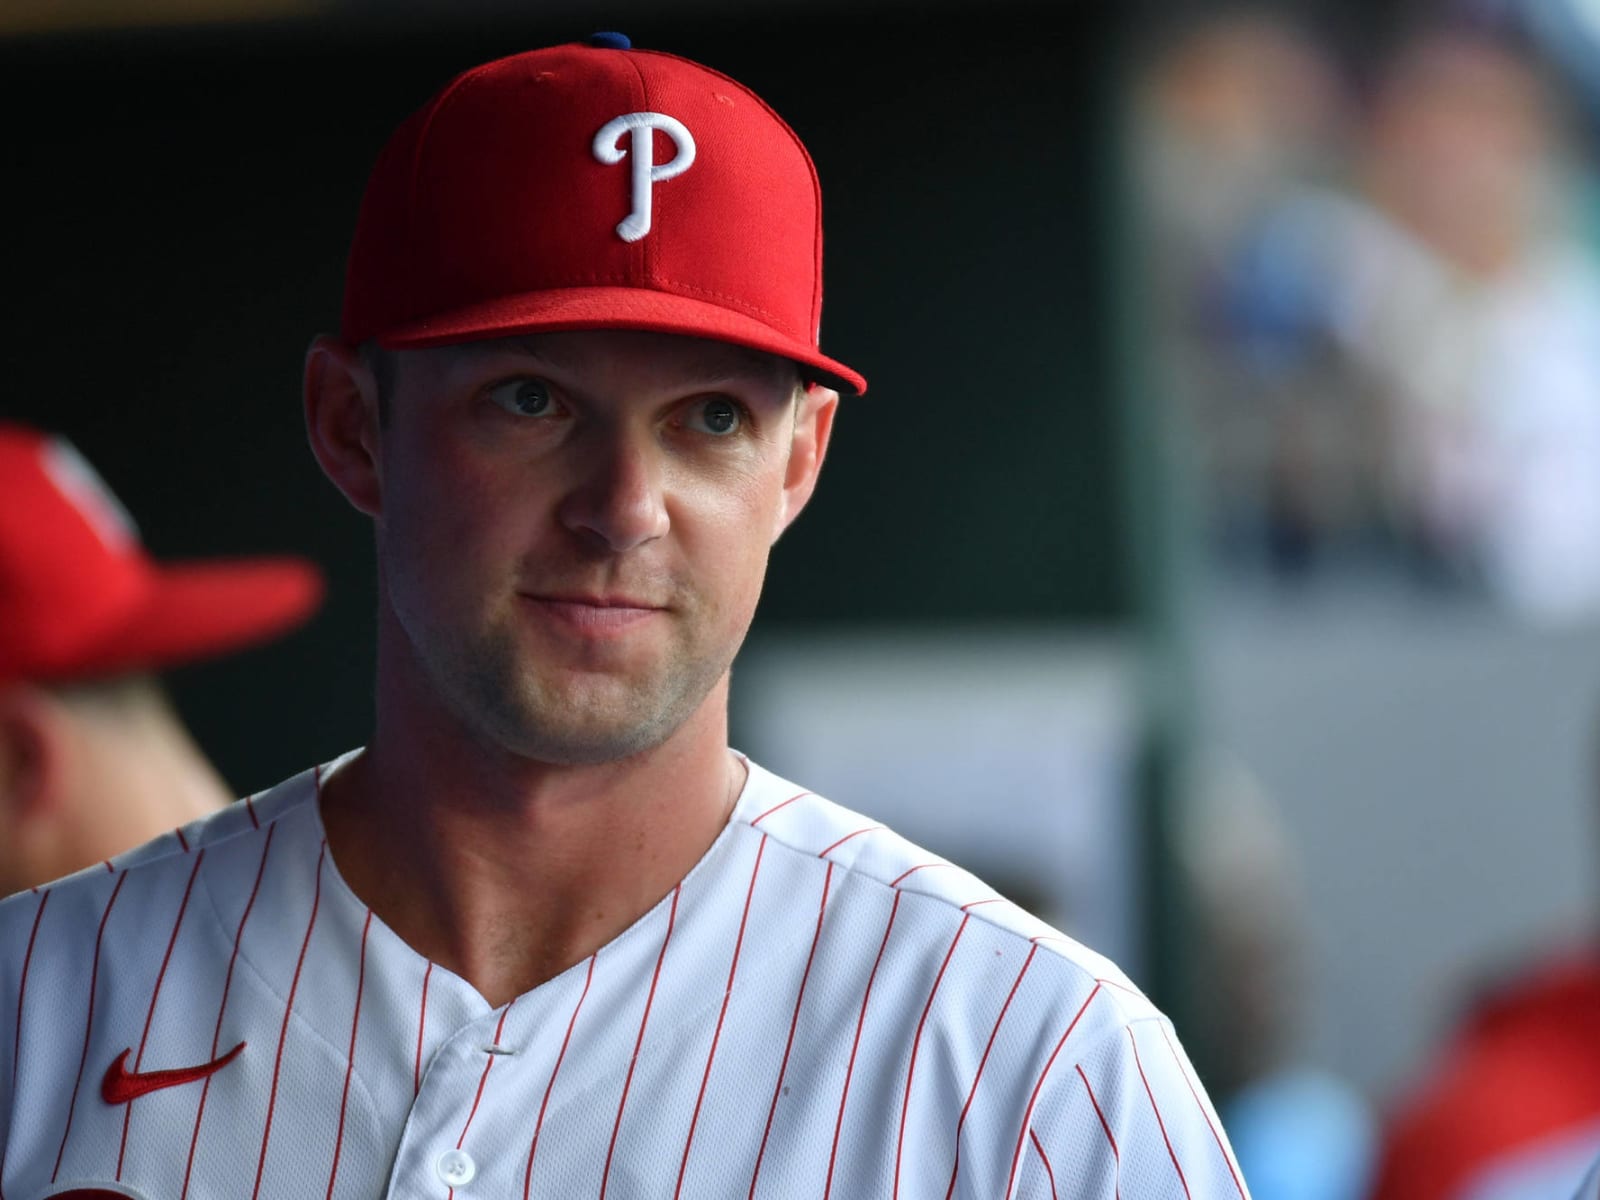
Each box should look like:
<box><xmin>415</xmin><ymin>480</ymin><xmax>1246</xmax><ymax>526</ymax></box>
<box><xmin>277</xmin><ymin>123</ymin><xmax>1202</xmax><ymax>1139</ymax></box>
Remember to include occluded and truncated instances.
<box><xmin>0</xmin><ymin>424</ymin><xmax>323</xmax><ymax>684</ymax></box>
<box><xmin>342</xmin><ymin>33</ymin><xmax>867</xmax><ymax>395</ymax></box>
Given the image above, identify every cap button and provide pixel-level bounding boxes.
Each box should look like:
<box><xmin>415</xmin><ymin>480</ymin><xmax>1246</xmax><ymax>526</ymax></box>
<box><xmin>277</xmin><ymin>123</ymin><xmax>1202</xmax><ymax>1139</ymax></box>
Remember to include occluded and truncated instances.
<box><xmin>589</xmin><ymin>31</ymin><xmax>631</xmax><ymax>50</ymax></box>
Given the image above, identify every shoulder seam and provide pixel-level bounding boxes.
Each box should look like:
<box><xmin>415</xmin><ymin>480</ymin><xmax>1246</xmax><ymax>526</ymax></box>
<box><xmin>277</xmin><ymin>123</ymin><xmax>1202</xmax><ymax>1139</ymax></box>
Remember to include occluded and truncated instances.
<box><xmin>736</xmin><ymin>809</ymin><xmax>1113</xmax><ymax>995</ymax></box>
<box><xmin>114</xmin><ymin>767</ymin><xmax>321</xmax><ymax>882</ymax></box>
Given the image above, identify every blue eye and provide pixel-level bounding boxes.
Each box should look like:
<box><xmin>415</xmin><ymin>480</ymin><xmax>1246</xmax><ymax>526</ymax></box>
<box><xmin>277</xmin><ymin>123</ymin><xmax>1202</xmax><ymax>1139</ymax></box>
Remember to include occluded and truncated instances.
<box><xmin>489</xmin><ymin>378</ymin><xmax>556</xmax><ymax>417</ymax></box>
<box><xmin>688</xmin><ymin>397</ymin><xmax>741</xmax><ymax>435</ymax></box>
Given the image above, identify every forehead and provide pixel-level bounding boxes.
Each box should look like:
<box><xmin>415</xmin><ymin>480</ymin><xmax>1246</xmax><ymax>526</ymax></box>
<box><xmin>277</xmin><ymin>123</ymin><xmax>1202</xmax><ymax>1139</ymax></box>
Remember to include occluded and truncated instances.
<box><xmin>396</xmin><ymin>330</ymin><xmax>798</xmax><ymax>392</ymax></box>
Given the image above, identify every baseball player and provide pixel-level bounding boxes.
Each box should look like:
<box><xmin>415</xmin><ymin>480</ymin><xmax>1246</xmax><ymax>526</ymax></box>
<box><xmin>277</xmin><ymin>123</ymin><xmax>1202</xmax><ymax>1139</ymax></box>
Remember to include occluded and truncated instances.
<box><xmin>0</xmin><ymin>423</ymin><xmax>321</xmax><ymax>898</ymax></box>
<box><xmin>0</xmin><ymin>35</ymin><xmax>1249</xmax><ymax>1198</ymax></box>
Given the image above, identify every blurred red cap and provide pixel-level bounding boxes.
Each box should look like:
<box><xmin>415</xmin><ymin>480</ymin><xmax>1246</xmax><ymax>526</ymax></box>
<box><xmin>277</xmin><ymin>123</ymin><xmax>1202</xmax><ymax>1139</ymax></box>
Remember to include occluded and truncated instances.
<box><xmin>0</xmin><ymin>424</ymin><xmax>323</xmax><ymax>684</ymax></box>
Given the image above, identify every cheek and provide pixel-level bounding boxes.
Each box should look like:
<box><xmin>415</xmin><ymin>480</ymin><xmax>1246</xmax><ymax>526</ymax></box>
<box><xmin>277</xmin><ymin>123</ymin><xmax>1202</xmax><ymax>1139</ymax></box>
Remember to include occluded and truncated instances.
<box><xmin>671</xmin><ymin>465</ymin><xmax>784</xmax><ymax>601</ymax></box>
<box><xmin>674</xmin><ymin>446</ymin><xmax>786</xmax><ymax>524</ymax></box>
<box><xmin>382</xmin><ymin>442</ymin><xmax>528</xmax><ymax>591</ymax></box>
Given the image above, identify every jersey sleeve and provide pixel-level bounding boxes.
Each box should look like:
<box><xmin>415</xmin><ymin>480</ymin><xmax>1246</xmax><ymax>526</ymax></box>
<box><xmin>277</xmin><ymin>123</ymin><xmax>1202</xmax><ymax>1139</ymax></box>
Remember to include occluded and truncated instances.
<box><xmin>1014</xmin><ymin>1015</ymin><xmax>1250</xmax><ymax>1199</ymax></box>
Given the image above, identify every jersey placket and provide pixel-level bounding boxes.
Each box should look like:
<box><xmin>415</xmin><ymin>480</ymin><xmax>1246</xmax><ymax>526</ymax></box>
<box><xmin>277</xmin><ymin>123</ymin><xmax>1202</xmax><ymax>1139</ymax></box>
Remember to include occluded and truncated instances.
<box><xmin>387</xmin><ymin>995</ymin><xmax>530</xmax><ymax>1197</ymax></box>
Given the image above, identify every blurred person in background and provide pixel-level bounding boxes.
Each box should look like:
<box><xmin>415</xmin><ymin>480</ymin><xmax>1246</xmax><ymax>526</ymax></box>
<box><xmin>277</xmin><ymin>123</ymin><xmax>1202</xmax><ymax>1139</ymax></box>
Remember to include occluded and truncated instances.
<box><xmin>1367</xmin><ymin>697</ymin><xmax>1600</xmax><ymax>1200</ymax></box>
<box><xmin>1338</xmin><ymin>20</ymin><xmax>1600</xmax><ymax>618</ymax></box>
<box><xmin>1181</xmin><ymin>751</ymin><xmax>1376</xmax><ymax>1200</ymax></box>
<box><xmin>1135</xmin><ymin>8</ymin><xmax>1366</xmax><ymax>582</ymax></box>
<box><xmin>0</xmin><ymin>423</ymin><xmax>321</xmax><ymax>895</ymax></box>
<box><xmin>1368</xmin><ymin>944</ymin><xmax>1600</xmax><ymax>1198</ymax></box>
<box><xmin>1141</xmin><ymin>9</ymin><xmax>1600</xmax><ymax>620</ymax></box>
<box><xmin>1143</xmin><ymin>7</ymin><xmax>1600</xmax><ymax>1198</ymax></box>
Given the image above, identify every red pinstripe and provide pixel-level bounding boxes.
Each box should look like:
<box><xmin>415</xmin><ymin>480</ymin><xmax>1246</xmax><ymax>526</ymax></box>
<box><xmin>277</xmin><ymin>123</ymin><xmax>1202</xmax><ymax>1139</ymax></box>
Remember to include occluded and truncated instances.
<box><xmin>1003</xmin><ymin>982</ymin><xmax>1104</xmax><ymax>1196</ymax></box>
<box><xmin>117</xmin><ymin>850</ymin><xmax>208</xmax><ymax>1179</ymax></box>
<box><xmin>184</xmin><ymin>825</ymin><xmax>276</xmax><ymax>1200</ymax></box>
<box><xmin>523</xmin><ymin>954</ymin><xmax>597</xmax><ymax>1199</ymax></box>
<box><xmin>52</xmin><ymin>870</ymin><xmax>128</xmax><ymax>1182</ymax></box>
<box><xmin>599</xmin><ymin>884</ymin><xmax>681</xmax><ymax>1200</ymax></box>
<box><xmin>750</xmin><ymin>861</ymin><xmax>834</xmax><ymax>1200</ymax></box>
<box><xmin>889</xmin><ymin>862</ymin><xmax>947</xmax><ymax>888</ymax></box>
<box><xmin>245</xmin><ymin>795</ymin><xmax>260</xmax><ymax>830</ymax></box>
<box><xmin>102</xmin><ymin>861</ymin><xmax>114</xmax><ymax>874</ymax></box>
<box><xmin>1156</xmin><ymin>1022</ymin><xmax>1246</xmax><ymax>1196</ymax></box>
<box><xmin>674</xmin><ymin>836</ymin><xmax>767</xmax><ymax>1199</ymax></box>
<box><xmin>961</xmin><ymin>898</ymin><xmax>1002</xmax><ymax>912</ymax></box>
<box><xmin>823</xmin><ymin>888</ymin><xmax>902</xmax><ymax>1200</ymax></box>
<box><xmin>0</xmin><ymin>889</ymin><xmax>51</xmax><ymax>1200</ymax></box>
<box><xmin>818</xmin><ymin>825</ymin><xmax>883</xmax><ymax>859</ymax></box>
<box><xmin>1028</xmin><ymin>1129</ymin><xmax>1060</xmax><ymax>1200</ymax></box>
<box><xmin>250</xmin><ymin>842</ymin><xmax>327</xmax><ymax>1200</ymax></box>
<box><xmin>944</xmin><ymin>943</ymin><xmax>1039</xmax><ymax>1199</ymax></box>
<box><xmin>413</xmin><ymin>961</ymin><xmax>433</xmax><ymax>1097</ymax></box>
<box><xmin>750</xmin><ymin>789</ymin><xmax>810</xmax><ymax>826</ymax></box>
<box><xmin>1130</xmin><ymin>1026</ymin><xmax>1191</xmax><ymax>1198</ymax></box>
<box><xmin>1077</xmin><ymin>1064</ymin><xmax>1120</xmax><ymax>1198</ymax></box>
<box><xmin>175</xmin><ymin>827</ymin><xmax>191</xmax><ymax>853</ymax></box>
<box><xmin>324</xmin><ymin>909</ymin><xmax>373</xmax><ymax>1200</ymax></box>
<box><xmin>894</xmin><ymin>913</ymin><xmax>970</xmax><ymax>1199</ymax></box>
<box><xmin>447</xmin><ymin>1001</ymin><xmax>516</xmax><ymax>1200</ymax></box>
<box><xmin>183</xmin><ymin>825</ymin><xmax>278</xmax><ymax>1200</ymax></box>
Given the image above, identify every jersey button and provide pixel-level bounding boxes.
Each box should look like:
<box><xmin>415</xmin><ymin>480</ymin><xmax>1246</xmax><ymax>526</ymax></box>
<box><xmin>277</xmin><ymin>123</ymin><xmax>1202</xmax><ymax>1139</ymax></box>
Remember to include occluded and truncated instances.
<box><xmin>437</xmin><ymin>1148</ymin><xmax>477</xmax><ymax>1187</ymax></box>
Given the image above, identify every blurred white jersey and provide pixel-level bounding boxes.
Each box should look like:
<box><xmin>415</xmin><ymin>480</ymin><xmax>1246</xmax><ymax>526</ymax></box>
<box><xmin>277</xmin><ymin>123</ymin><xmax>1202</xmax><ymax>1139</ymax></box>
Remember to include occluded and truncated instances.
<box><xmin>1</xmin><ymin>753</ymin><xmax>1247</xmax><ymax>1198</ymax></box>
<box><xmin>1573</xmin><ymin>1147</ymin><xmax>1600</xmax><ymax>1200</ymax></box>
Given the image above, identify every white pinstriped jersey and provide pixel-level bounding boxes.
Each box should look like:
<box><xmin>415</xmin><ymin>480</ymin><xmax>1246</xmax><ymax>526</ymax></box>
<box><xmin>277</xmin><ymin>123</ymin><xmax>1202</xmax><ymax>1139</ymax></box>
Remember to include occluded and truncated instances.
<box><xmin>0</xmin><ymin>753</ymin><xmax>1248</xmax><ymax>1199</ymax></box>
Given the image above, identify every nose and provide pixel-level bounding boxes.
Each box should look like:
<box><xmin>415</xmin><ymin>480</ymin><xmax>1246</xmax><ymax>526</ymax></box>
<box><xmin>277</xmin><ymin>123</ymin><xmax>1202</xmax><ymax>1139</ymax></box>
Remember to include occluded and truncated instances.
<box><xmin>555</xmin><ymin>428</ymin><xmax>670</xmax><ymax>553</ymax></box>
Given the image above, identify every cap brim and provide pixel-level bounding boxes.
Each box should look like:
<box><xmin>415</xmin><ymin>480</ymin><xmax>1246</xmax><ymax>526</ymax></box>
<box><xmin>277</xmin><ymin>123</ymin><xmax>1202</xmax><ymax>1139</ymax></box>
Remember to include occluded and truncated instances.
<box><xmin>376</xmin><ymin>286</ymin><xmax>868</xmax><ymax>396</ymax></box>
<box><xmin>52</xmin><ymin>557</ymin><xmax>324</xmax><ymax>683</ymax></box>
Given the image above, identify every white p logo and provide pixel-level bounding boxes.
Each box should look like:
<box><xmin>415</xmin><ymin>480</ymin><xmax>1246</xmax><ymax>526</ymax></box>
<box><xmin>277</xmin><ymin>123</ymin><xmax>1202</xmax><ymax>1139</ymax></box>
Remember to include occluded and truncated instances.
<box><xmin>592</xmin><ymin>112</ymin><xmax>697</xmax><ymax>243</ymax></box>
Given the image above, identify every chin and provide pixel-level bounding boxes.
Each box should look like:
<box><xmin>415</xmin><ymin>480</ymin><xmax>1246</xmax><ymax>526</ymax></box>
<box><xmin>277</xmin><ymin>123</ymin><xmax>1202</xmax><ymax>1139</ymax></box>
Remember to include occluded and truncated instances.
<box><xmin>468</xmin><ymin>678</ymin><xmax>692</xmax><ymax>767</ymax></box>
<box><xmin>497</xmin><ymin>711</ymin><xmax>682</xmax><ymax>767</ymax></box>
<box><xmin>441</xmin><ymin>629</ymin><xmax>728</xmax><ymax>766</ymax></box>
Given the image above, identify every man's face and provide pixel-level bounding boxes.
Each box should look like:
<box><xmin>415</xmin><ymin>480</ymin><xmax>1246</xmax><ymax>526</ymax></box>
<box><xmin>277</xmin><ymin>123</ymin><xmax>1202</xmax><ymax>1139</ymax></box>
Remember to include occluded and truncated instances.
<box><xmin>371</xmin><ymin>329</ymin><xmax>832</xmax><ymax>765</ymax></box>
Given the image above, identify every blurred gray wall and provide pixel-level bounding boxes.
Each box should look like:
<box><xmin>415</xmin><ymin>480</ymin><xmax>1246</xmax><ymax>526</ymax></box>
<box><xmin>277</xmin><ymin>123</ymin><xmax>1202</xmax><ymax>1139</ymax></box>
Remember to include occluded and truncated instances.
<box><xmin>1202</xmin><ymin>597</ymin><xmax>1600</xmax><ymax>1099</ymax></box>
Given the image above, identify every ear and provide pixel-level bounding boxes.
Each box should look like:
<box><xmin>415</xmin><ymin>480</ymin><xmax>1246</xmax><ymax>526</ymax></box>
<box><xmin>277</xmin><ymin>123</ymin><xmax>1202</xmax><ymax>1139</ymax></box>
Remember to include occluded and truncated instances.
<box><xmin>304</xmin><ymin>335</ymin><xmax>384</xmax><ymax>518</ymax></box>
<box><xmin>0</xmin><ymin>686</ymin><xmax>72</xmax><ymax>888</ymax></box>
<box><xmin>0</xmin><ymin>685</ymin><xmax>64</xmax><ymax>814</ymax></box>
<box><xmin>774</xmin><ymin>384</ymin><xmax>839</xmax><ymax>542</ymax></box>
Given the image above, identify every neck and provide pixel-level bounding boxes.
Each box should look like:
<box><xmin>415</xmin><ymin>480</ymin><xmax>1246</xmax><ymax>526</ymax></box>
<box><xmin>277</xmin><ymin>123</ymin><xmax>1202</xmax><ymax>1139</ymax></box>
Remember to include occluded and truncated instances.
<box><xmin>319</xmin><ymin>646</ymin><xmax>743</xmax><ymax>1008</ymax></box>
